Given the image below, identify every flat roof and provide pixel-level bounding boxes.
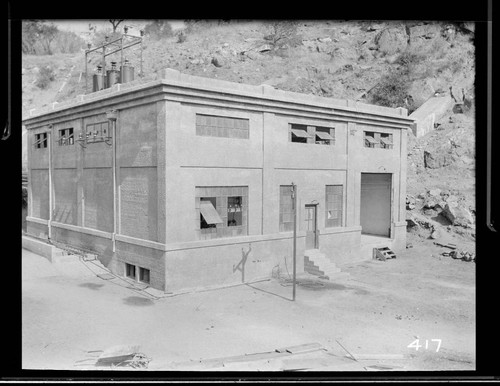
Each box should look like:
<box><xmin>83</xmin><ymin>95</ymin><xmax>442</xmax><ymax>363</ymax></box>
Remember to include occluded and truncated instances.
<box><xmin>23</xmin><ymin>68</ymin><xmax>414</xmax><ymax>128</ymax></box>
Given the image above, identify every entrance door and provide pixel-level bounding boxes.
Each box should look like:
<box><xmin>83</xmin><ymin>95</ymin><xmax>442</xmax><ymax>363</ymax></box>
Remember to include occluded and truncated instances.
<box><xmin>305</xmin><ymin>204</ymin><xmax>318</xmax><ymax>249</ymax></box>
<box><xmin>360</xmin><ymin>173</ymin><xmax>392</xmax><ymax>237</ymax></box>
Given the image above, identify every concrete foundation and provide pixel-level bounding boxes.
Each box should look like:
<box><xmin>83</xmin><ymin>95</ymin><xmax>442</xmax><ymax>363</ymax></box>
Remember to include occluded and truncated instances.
<box><xmin>23</xmin><ymin>69</ymin><xmax>413</xmax><ymax>293</ymax></box>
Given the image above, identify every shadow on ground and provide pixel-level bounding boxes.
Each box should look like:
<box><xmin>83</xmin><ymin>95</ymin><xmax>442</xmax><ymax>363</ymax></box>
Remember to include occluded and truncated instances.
<box><xmin>79</xmin><ymin>282</ymin><xmax>105</xmax><ymax>290</ymax></box>
<box><xmin>122</xmin><ymin>296</ymin><xmax>155</xmax><ymax>307</ymax></box>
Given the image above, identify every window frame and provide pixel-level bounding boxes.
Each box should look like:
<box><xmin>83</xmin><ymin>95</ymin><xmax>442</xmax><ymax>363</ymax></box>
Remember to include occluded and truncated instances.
<box><xmin>325</xmin><ymin>185</ymin><xmax>343</xmax><ymax>228</ymax></box>
<box><xmin>279</xmin><ymin>185</ymin><xmax>294</xmax><ymax>232</ymax></box>
<box><xmin>139</xmin><ymin>267</ymin><xmax>150</xmax><ymax>284</ymax></box>
<box><xmin>289</xmin><ymin>123</ymin><xmax>335</xmax><ymax>146</ymax></box>
<box><xmin>195</xmin><ymin>114</ymin><xmax>250</xmax><ymax>139</ymax></box>
<box><xmin>364</xmin><ymin>131</ymin><xmax>393</xmax><ymax>149</ymax></box>
<box><xmin>34</xmin><ymin>132</ymin><xmax>48</xmax><ymax>149</ymax></box>
<box><xmin>125</xmin><ymin>263</ymin><xmax>136</xmax><ymax>279</ymax></box>
<box><xmin>57</xmin><ymin>127</ymin><xmax>74</xmax><ymax>146</ymax></box>
<box><xmin>196</xmin><ymin>186</ymin><xmax>248</xmax><ymax>239</ymax></box>
<box><xmin>86</xmin><ymin>121</ymin><xmax>110</xmax><ymax>142</ymax></box>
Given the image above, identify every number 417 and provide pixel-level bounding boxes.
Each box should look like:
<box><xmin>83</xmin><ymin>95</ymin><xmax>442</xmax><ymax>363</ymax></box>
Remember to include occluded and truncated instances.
<box><xmin>407</xmin><ymin>339</ymin><xmax>442</xmax><ymax>352</ymax></box>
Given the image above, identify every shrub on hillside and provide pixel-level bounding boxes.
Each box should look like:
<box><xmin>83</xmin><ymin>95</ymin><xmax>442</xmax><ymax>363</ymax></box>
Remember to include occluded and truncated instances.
<box><xmin>91</xmin><ymin>29</ymin><xmax>121</xmax><ymax>47</ymax></box>
<box><xmin>265</xmin><ymin>21</ymin><xmax>302</xmax><ymax>50</ymax></box>
<box><xmin>144</xmin><ymin>20</ymin><xmax>174</xmax><ymax>40</ymax></box>
<box><xmin>54</xmin><ymin>30</ymin><xmax>86</xmax><ymax>54</ymax></box>
<box><xmin>369</xmin><ymin>69</ymin><xmax>411</xmax><ymax>109</ymax></box>
<box><xmin>35</xmin><ymin>66</ymin><xmax>55</xmax><ymax>89</ymax></box>
<box><xmin>176</xmin><ymin>30</ymin><xmax>187</xmax><ymax>43</ymax></box>
<box><xmin>22</xmin><ymin>20</ymin><xmax>59</xmax><ymax>55</ymax></box>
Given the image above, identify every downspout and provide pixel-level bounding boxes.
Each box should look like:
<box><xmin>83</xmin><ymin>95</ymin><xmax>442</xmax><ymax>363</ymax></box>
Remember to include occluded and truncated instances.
<box><xmin>47</xmin><ymin>126</ymin><xmax>53</xmax><ymax>240</ymax></box>
<box><xmin>107</xmin><ymin>110</ymin><xmax>118</xmax><ymax>252</ymax></box>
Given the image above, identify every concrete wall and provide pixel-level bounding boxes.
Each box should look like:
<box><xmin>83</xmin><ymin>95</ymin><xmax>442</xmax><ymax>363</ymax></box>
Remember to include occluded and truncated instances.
<box><xmin>115</xmin><ymin>241</ymin><xmax>166</xmax><ymax>291</ymax></box>
<box><xmin>30</xmin><ymin>170</ymin><xmax>49</xmax><ymax>220</ymax></box>
<box><xmin>118</xmin><ymin>103</ymin><xmax>159</xmax><ymax>242</ymax></box>
<box><xmin>82</xmin><ymin>168</ymin><xmax>113</xmax><ymax>232</ymax></box>
<box><xmin>164</xmin><ymin>235</ymin><xmax>304</xmax><ymax>292</ymax></box>
<box><xmin>409</xmin><ymin>96</ymin><xmax>453</xmax><ymax>137</ymax></box>
<box><xmin>24</xmin><ymin>73</ymin><xmax>411</xmax><ymax>293</ymax></box>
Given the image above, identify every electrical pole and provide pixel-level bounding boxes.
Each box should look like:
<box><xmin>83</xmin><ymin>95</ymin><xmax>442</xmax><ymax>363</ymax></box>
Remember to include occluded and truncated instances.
<box><xmin>291</xmin><ymin>182</ymin><xmax>297</xmax><ymax>301</ymax></box>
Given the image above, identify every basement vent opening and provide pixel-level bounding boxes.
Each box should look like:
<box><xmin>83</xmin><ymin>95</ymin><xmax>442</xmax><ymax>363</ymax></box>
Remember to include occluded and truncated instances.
<box><xmin>139</xmin><ymin>267</ymin><xmax>150</xmax><ymax>284</ymax></box>
<box><xmin>125</xmin><ymin>263</ymin><xmax>136</xmax><ymax>279</ymax></box>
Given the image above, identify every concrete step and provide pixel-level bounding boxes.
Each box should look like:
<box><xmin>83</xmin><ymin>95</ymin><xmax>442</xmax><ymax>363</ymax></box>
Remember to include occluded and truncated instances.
<box><xmin>374</xmin><ymin>247</ymin><xmax>397</xmax><ymax>261</ymax></box>
<box><xmin>304</xmin><ymin>251</ymin><xmax>342</xmax><ymax>279</ymax></box>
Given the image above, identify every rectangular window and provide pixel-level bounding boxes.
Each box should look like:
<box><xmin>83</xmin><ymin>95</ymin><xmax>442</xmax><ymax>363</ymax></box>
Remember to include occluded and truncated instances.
<box><xmin>125</xmin><ymin>263</ymin><xmax>136</xmax><ymax>279</ymax></box>
<box><xmin>364</xmin><ymin>131</ymin><xmax>393</xmax><ymax>149</ymax></box>
<box><xmin>196</xmin><ymin>114</ymin><xmax>249</xmax><ymax>139</ymax></box>
<box><xmin>34</xmin><ymin>133</ymin><xmax>48</xmax><ymax>149</ymax></box>
<box><xmin>290</xmin><ymin>124</ymin><xmax>311</xmax><ymax>143</ymax></box>
<box><xmin>315</xmin><ymin>126</ymin><xmax>335</xmax><ymax>145</ymax></box>
<box><xmin>289</xmin><ymin>124</ymin><xmax>335</xmax><ymax>145</ymax></box>
<box><xmin>200</xmin><ymin>197</ymin><xmax>222</xmax><ymax>229</ymax></box>
<box><xmin>227</xmin><ymin>196</ymin><xmax>243</xmax><ymax>226</ymax></box>
<box><xmin>58</xmin><ymin>128</ymin><xmax>74</xmax><ymax>146</ymax></box>
<box><xmin>196</xmin><ymin>186</ymin><xmax>248</xmax><ymax>239</ymax></box>
<box><xmin>139</xmin><ymin>267</ymin><xmax>150</xmax><ymax>284</ymax></box>
<box><xmin>326</xmin><ymin>185</ymin><xmax>343</xmax><ymax>228</ymax></box>
<box><xmin>380</xmin><ymin>133</ymin><xmax>393</xmax><ymax>149</ymax></box>
<box><xmin>86</xmin><ymin>121</ymin><xmax>110</xmax><ymax>141</ymax></box>
<box><xmin>279</xmin><ymin>185</ymin><xmax>294</xmax><ymax>232</ymax></box>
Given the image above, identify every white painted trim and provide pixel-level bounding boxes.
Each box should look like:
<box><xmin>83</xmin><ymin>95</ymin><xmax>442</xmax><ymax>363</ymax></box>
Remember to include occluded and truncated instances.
<box><xmin>51</xmin><ymin>221</ymin><xmax>113</xmax><ymax>239</ymax></box>
<box><xmin>115</xmin><ymin>234</ymin><xmax>167</xmax><ymax>251</ymax></box>
<box><xmin>320</xmin><ymin>225</ymin><xmax>362</xmax><ymax>235</ymax></box>
<box><xmin>26</xmin><ymin>216</ymin><xmax>49</xmax><ymax>225</ymax></box>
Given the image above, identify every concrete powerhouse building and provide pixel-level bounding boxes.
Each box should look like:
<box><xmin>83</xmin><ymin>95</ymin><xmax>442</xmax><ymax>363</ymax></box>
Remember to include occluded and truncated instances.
<box><xmin>23</xmin><ymin>69</ymin><xmax>413</xmax><ymax>292</ymax></box>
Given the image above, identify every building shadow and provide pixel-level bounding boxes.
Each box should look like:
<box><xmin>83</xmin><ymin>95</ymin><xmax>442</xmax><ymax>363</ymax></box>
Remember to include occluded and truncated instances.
<box><xmin>233</xmin><ymin>244</ymin><xmax>252</xmax><ymax>282</ymax></box>
<box><xmin>244</xmin><ymin>282</ymin><xmax>293</xmax><ymax>302</ymax></box>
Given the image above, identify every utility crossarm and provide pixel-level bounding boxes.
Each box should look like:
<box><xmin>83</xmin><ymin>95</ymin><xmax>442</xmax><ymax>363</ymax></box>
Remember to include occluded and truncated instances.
<box><xmin>105</xmin><ymin>39</ymin><xmax>141</xmax><ymax>58</ymax></box>
<box><xmin>85</xmin><ymin>36</ymin><xmax>124</xmax><ymax>54</ymax></box>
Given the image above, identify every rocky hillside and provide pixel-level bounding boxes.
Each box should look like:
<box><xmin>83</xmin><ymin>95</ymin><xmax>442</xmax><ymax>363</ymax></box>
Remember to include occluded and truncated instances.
<box><xmin>21</xmin><ymin>20</ymin><xmax>476</xmax><ymax>244</ymax></box>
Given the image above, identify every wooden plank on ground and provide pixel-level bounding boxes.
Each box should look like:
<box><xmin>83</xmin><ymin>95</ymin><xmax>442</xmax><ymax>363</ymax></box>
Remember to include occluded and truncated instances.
<box><xmin>275</xmin><ymin>342</ymin><xmax>323</xmax><ymax>354</ymax></box>
<box><xmin>348</xmin><ymin>353</ymin><xmax>406</xmax><ymax>360</ymax></box>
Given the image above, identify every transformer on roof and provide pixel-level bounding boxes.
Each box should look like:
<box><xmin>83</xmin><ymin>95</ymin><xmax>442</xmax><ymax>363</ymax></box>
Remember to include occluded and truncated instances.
<box><xmin>84</xmin><ymin>28</ymin><xmax>143</xmax><ymax>93</ymax></box>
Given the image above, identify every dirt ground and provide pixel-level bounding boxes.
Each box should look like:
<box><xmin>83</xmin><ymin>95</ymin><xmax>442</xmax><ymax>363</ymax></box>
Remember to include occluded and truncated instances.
<box><xmin>22</xmin><ymin>235</ymin><xmax>475</xmax><ymax>372</ymax></box>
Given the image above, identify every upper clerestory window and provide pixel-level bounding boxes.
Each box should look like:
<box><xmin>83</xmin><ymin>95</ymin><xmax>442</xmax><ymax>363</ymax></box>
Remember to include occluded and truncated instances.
<box><xmin>57</xmin><ymin>128</ymin><xmax>74</xmax><ymax>146</ymax></box>
<box><xmin>34</xmin><ymin>132</ymin><xmax>48</xmax><ymax>149</ymax></box>
<box><xmin>289</xmin><ymin>123</ymin><xmax>335</xmax><ymax>145</ymax></box>
<box><xmin>196</xmin><ymin>114</ymin><xmax>249</xmax><ymax>139</ymax></box>
<box><xmin>364</xmin><ymin>131</ymin><xmax>393</xmax><ymax>149</ymax></box>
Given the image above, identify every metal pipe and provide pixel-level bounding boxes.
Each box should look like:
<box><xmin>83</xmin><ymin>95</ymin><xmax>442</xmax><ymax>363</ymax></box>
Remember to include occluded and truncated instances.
<box><xmin>85</xmin><ymin>51</ymin><xmax>88</xmax><ymax>94</ymax></box>
<box><xmin>48</xmin><ymin>128</ymin><xmax>53</xmax><ymax>240</ymax></box>
<box><xmin>107</xmin><ymin>111</ymin><xmax>118</xmax><ymax>252</ymax></box>
<box><xmin>112</xmin><ymin>118</ymin><xmax>116</xmax><ymax>251</ymax></box>
<box><xmin>120</xmin><ymin>36</ymin><xmax>124</xmax><ymax>81</ymax></box>
<box><xmin>140</xmin><ymin>37</ymin><xmax>143</xmax><ymax>77</ymax></box>
<box><xmin>102</xmin><ymin>45</ymin><xmax>106</xmax><ymax>87</ymax></box>
<box><xmin>292</xmin><ymin>182</ymin><xmax>297</xmax><ymax>301</ymax></box>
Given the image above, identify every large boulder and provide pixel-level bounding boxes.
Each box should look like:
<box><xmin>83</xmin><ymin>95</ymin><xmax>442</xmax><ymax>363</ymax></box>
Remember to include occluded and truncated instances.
<box><xmin>423</xmin><ymin>126</ymin><xmax>475</xmax><ymax>169</ymax></box>
<box><xmin>442</xmin><ymin>202</ymin><xmax>474</xmax><ymax>227</ymax></box>
<box><xmin>408</xmin><ymin>23</ymin><xmax>442</xmax><ymax>45</ymax></box>
<box><xmin>211</xmin><ymin>54</ymin><xmax>226</xmax><ymax>68</ymax></box>
<box><xmin>374</xmin><ymin>25</ymin><xmax>408</xmax><ymax>55</ymax></box>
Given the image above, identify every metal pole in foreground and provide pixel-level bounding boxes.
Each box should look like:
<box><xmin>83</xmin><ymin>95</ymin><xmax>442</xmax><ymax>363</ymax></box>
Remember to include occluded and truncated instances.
<box><xmin>291</xmin><ymin>183</ymin><xmax>297</xmax><ymax>301</ymax></box>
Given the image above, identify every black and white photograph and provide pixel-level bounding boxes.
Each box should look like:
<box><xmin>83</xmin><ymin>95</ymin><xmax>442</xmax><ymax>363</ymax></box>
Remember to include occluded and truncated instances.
<box><xmin>16</xmin><ymin>18</ymin><xmax>484</xmax><ymax>376</ymax></box>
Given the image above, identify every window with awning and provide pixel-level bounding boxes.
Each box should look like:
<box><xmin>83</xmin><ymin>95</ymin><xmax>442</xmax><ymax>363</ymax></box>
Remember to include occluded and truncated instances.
<box><xmin>200</xmin><ymin>200</ymin><xmax>223</xmax><ymax>225</ymax></box>
<box><xmin>196</xmin><ymin>187</ymin><xmax>249</xmax><ymax>240</ymax></box>
<box><xmin>364</xmin><ymin>131</ymin><xmax>393</xmax><ymax>149</ymax></box>
<box><xmin>289</xmin><ymin>123</ymin><xmax>335</xmax><ymax>145</ymax></box>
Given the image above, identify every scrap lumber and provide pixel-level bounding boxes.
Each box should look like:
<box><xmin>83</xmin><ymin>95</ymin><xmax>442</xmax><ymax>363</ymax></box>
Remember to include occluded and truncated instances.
<box><xmin>348</xmin><ymin>353</ymin><xmax>405</xmax><ymax>360</ymax></box>
<box><xmin>433</xmin><ymin>242</ymin><xmax>457</xmax><ymax>249</ymax></box>
<box><xmin>275</xmin><ymin>342</ymin><xmax>323</xmax><ymax>354</ymax></box>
